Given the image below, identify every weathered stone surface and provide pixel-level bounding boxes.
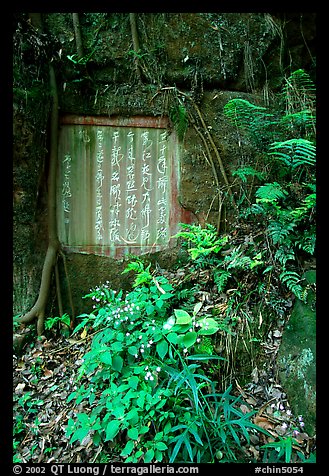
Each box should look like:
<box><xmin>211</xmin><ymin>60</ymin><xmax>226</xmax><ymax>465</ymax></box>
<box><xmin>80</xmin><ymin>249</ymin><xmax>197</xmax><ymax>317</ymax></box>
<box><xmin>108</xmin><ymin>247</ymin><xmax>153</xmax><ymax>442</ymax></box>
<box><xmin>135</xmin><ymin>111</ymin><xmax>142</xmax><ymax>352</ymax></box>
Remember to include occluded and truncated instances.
<box><xmin>277</xmin><ymin>270</ymin><xmax>316</xmax><ymax>435</ymax></box>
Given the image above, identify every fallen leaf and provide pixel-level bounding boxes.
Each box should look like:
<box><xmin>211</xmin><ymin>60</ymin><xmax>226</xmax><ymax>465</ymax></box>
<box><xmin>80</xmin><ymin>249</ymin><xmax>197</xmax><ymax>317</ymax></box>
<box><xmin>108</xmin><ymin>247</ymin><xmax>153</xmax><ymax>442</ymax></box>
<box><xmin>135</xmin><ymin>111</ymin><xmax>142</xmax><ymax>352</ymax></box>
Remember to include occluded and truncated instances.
<box><xmin>254</xmin><ymin>415</ymin><xmax>275</xmax><ymax>430</ymax></box>
<box><xmin>15</xmin><ymin>382</ymin><xmax>26</xmax><ymax>394</ymax></box>
<box><xmin>240</xmin><ymin>404</ymin><xmax>250</xmax><ymax>414</ymax></box>
<box><xmin>273</xmin><ymin>329</ymin><xmax>282</xmax><ymax>338</ymax></box>
<box><xmin>42</xmin><ymin>369</ymin><xmax>53</xmax><ymax>379</ymax></box>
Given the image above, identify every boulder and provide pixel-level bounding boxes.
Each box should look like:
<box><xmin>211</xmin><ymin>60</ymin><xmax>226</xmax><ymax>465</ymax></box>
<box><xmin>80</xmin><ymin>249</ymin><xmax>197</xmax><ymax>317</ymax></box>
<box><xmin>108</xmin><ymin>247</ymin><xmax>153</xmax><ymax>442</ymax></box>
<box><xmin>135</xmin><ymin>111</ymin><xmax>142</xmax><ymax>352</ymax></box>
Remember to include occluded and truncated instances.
<box><xmin>277</xmin><ymin>270</ymin><xmax>316</xmax><ymax>435</ymax></box>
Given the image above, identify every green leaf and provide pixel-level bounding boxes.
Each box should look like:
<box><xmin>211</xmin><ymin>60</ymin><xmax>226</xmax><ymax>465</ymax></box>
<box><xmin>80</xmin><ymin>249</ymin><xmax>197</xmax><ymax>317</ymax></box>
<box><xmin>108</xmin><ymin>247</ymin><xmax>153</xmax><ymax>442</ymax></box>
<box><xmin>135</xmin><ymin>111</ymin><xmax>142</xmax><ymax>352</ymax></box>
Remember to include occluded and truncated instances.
<box><xmin>128</xmin><ymin>375</ymin><xmax>139</xmax><ymax>390</ymax></box>
<box><xmin>120</xmin><ymin>440</ymin><xmax>134</xmax><ymax>457</ymax></box>
<box><xmin>127</xmin><ymin>427</ymin><xmax>139</xmax><ymax>440</ymax></box>
<box><xmin>186</xmin><ymin>354</ymin><xmax>227</xmax><ymax>361</ymax></box>
<box><xmin>105</xmin><ymin>420</ymin><xmax>120</xmax><ymax>441</ymax></box>
<box><xmin>70</xmin><ymin>427</ymin><xmax>89</xmax><ymax>444</ymax></box>
<box><xmin>182</xmin><ymin>331</ymin><xmax>197</xmax><ymax>348</ymax></box>
<box><xmin>144</xmin><ymin>448</ymin><xmax>155</xmax><ymax>463</ymax></box>
<box><xmin>197</xmin><ymin>317</ymin><xmax>219</xmax><ymax>335</ymax></box>
<box><xmin>128</xmin><ymin>346</ymin><xmax>138</xmax><ymax>356</ymax></box>
<box><xmin>125</xmin><ymin>408</ymin><xmax>139</xmax><ymax>424</ymax></box>
<box><xmin>112</xmin><ymin>355</ymin><xmax>123</xmax><ymax>373</ymax></box>
<box><xmin>112</xmin><ymin>405</ymin><xmax>125</xmax><ymax>419</ymax></box>
<box><xmin>174</xmin><ymin>309</ymin><xmax>191</xmax><ymax>325</ymax></box>
<box><xmin>99</xmin><ymin>352</ymin><xmax>112</xmax><ymax>365</ymax></box>
<box><xmin>167</xmin><ymin>332</ymin><xmax>178</xmax><ymax>344</ymax></box>
<box><xmin>155</xmin><ymin>442</ymin><xmax>168</xmax><ymax>451</ymax></box>
<box><xmin>156</xmin><ymin>339</ymin><xmax>169</xmax><ymax>360</ymax></box>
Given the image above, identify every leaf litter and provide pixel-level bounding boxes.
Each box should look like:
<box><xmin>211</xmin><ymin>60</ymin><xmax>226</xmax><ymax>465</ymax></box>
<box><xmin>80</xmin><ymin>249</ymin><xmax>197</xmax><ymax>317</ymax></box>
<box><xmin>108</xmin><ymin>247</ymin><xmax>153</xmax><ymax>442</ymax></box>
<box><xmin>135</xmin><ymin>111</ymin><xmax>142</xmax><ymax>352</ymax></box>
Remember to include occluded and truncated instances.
<box><xmin>13</xmin><ymin>234</ymin><xmax>316</xmax><ymax>463</ymax></box>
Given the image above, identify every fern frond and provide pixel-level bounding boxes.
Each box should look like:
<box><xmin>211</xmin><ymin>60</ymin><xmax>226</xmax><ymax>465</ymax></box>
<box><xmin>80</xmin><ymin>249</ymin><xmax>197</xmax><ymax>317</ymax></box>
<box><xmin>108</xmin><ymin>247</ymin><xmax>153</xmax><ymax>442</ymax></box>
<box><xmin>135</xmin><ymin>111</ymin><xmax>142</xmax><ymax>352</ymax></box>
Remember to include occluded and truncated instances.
<box><xmin>170</xmin><ymin>104</ymin><xmax>188</xmax><ymax>141</ymax></box>
<box><xmin>295</xmin><ymin>228</ymin><xmax>316</xmax><ymax>255</ymax></box>
<box><xmin>269</xmin><ymin>139</ymin><xmax>316</xmax><ymax>169</ymax></box>
<box><xmin>274</xmin><ymin>245</ymin><xmax>295</xmax><ymax>266</ymax></box>
<box><xmin>256</xmin><ymin>182</ymin><xmax>288</xmax><ymax>202</ymax></box>
<box><xmin>279</xmin><ymin>269</ymin><xmax>305</xmax><ymax>301</ymax></box>
<box><xmin>280</xmin><ymin>110</ymin><xmax>315</xmax><ymax>131</ymax></box>
<box><xmin>267</xmin><ymin>220</ymin><xmax>296</xmax><ymax>245</ymax></box>
<box><xmin>224</xmin><ymin>99</ymin><xmax>270</xmax><ymax>127</ymax></box>
<box><xmin>232</xmin><ymin>166</ymin><xmax>266</xmax><ymax>183</ymax></box>
<box><xmin>282</xmin><ymin>69</ymin><xmax>316</xmax><ymax>105</ymax></box>
<box><xmin>213</xmin><ymin>269</ymin><xmax>231</xmax><ymax>293</ymax></box>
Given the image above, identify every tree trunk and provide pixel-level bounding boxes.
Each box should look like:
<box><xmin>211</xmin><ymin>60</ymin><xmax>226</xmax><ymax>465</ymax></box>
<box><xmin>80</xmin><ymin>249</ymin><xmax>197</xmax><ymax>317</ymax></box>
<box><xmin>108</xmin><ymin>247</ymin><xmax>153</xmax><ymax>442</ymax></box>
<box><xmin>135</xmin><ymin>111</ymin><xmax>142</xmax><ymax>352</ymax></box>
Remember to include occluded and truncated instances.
<box><xmin>20</xmin><ymin>14</ymin><xmax>60</xmax><ymax>335</ymax></box>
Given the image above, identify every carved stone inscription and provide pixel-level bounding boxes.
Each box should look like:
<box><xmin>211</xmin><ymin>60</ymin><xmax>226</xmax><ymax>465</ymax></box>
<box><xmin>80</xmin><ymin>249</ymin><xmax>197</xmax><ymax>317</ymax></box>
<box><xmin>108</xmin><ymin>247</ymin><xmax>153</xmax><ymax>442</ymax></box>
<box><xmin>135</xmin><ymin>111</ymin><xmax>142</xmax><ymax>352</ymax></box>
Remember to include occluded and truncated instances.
<box><xmin>57</xmin><ymin>124</ymin><xmax>172</xmax><ymax>256</ymax></box>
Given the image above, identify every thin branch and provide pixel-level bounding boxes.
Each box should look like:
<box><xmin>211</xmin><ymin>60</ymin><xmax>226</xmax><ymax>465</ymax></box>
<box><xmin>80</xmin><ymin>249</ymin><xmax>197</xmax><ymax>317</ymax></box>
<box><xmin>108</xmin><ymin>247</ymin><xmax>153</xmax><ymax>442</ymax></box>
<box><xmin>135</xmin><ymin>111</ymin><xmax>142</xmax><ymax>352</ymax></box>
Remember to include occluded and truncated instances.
<box><xmin>129</xmin><ymin>13</ymin><xmax>142</xmax><ymax>82</ymax></box>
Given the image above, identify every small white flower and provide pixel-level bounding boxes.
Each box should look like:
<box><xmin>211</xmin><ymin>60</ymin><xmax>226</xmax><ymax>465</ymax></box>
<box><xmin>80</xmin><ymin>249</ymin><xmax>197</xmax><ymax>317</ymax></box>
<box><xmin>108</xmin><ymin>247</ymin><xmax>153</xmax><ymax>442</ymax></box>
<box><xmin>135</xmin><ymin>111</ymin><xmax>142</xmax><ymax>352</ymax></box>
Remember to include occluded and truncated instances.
<box><xmin>139</xmin><ymin>335</ymin><xmax>143</xmax><ymax>339</ymax></box>
<box><xmin>140</xmin><ymin>348</ymin><xmax>144</xmax><ymax>353</ymax></box>
<box><xmin>183</xmin><ymin>348</ymin><xmax>188</xmax><ymax>353</ymax></box>
<box><xmin>156</xmin><ymin>367</ymin><xmax>161</xmax><ymax>372</ymax></box>
<box><xmin>134</xmin><ymin>354</ymin><xmax>138</xmax><ymax>358</ymax></box>
<box><xmin>149</xmin><ymin>375</ymin><xmax>154</xmax><ymax>381</ymax></box>
<box><xmin>145</xmin><ymin>366</ymin><xmax>149</xmax><ymax>370</ymax></box>
<box><xmin>126</xmin><ymin>332</ymin><xmax>130</xmax><ymax>336</ymax></box>
<box><xmin>149</xmin><ymin>340</ymin><xmax>153</xmax><ymax>345</ymax></box>
<box><xmin>196</xmin><ymin>338</ymin><xmax>201</xmax><ymax>343</ymax></box>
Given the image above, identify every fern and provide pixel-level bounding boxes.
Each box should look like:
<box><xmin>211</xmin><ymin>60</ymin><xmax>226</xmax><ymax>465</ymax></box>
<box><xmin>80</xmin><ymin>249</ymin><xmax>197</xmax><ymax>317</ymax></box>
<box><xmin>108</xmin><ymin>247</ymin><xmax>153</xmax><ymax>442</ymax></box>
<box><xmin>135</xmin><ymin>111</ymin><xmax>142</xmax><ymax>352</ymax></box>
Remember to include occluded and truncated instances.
<box><xmin>279</xmin><ymin>269</ymin><xmax>306</xmax><ymax>302</ymax></box>
<box><xmin>170</xmin><ymin>104</ymin><xmax>188</xmax><ymax>141</ymax></box>
<box><xmin>213</xmin><ymin>268</ymin><xmax>231</xmax><ymax>293</ymax></box>
<box><xmin>280</xmin><ymin>110</ymin><xmax>315</xmax><ymax>132</ymax></box>
<box><xmin>282</xmin><ymin>69</ymin><xmax>316</xmax><ymax>109</ymax></box>
<box><xmin>267</xmin><ymin>220</ymin><xmax>296</xmax><ymax>245</ymax></box>
<box><xmin>269</xmin><ymin>139</ymin><xmax>316</xmax><ymax>169</ymax></box>
<box><xmin>255</xmin><ymin>182</ymin><xmax>288</xmax><ymax>202</ymax></box>
<box><xmin>231</xmin><ymin>166</ymin><xmax>265</xmax><ymax>183</ymax></box>
<box><xmin>295</xmin><ymin>227</ymin><xmax>316</xmax><ymax>255</ymax></box>
<box><xmin>223</xmin><ymin>246</ymin><xmax>253</xmax><ymax>270</ymax></box>
<box><xmin>224</xmin><ymin>98</ymin><xmax>273</xmax><ymax>129</ymax></box>
<box><xmin>274</xmin><ymin>246</ymin><xmax>295</xmax><ymax>267</ymax></box>
<box><xmin>290</xmin><ymin>193</ymin><xmax>316</xmax><ymax>222</ymax></box>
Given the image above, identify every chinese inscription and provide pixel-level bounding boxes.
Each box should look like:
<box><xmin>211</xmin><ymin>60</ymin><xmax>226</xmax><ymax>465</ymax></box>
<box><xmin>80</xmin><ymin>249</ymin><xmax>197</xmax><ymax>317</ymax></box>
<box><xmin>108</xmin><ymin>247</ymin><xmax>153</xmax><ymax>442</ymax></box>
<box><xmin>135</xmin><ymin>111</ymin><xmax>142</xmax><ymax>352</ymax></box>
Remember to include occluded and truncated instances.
<box><xmin>58</xmin><ymin>124</ymin><xmax>173</xmax><ymax>255</ymax></box>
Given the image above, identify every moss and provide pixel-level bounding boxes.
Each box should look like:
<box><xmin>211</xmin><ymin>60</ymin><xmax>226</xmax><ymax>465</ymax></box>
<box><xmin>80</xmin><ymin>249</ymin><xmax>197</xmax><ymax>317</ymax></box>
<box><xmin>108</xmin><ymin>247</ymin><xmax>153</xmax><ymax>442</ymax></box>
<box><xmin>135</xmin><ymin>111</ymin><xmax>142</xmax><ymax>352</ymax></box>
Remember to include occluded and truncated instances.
<box><xmin>278</xmin><ymin>273</ymin><xmax>316</xmax><ymax>435</ymax></box>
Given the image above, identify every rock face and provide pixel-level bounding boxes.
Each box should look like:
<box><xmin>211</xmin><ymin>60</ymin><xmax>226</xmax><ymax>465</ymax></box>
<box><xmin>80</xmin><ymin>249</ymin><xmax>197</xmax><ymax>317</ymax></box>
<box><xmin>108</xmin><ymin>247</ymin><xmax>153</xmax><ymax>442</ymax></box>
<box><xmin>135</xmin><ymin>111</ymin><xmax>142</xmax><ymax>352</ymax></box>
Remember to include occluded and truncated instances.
<box><xmin>13</xmin><ymin>12</ymin><xmax>316</xmax><ymax>320</ymax></box>
<box><xmin>277</xmin><ymin>270</ymin><xmax>316</xmax><ymax>435</ymax></box>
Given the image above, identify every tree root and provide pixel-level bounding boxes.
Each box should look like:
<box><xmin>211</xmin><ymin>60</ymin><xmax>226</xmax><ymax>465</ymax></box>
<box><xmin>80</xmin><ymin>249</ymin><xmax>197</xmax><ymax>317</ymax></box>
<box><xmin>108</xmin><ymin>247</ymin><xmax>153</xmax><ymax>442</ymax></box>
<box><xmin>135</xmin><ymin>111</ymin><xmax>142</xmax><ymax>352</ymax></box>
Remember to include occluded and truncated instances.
<box><xmin>20</xmin><ymin>243</ymin><xmax>59</xmax><ymax>335</ymax></box>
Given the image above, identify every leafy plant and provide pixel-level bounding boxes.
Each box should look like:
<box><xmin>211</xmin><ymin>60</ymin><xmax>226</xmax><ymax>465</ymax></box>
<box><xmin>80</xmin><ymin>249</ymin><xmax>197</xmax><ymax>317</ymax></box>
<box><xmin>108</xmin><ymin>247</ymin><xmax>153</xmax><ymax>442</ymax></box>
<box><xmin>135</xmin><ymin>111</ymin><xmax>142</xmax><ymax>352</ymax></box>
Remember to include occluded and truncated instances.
<box><xmin>261</xmin><ymin>436</ymin><xmax>301</xmax><ymax>463</ymax></box>
<box><xmin>45</xmin><ymin>313</ymin><xmax>71</xmax><ymax>336</ymax></box>
<box><xmin>66</xmin><ymin>258</ymin><xmax>272</xmax><ymax>463</ymax></box>
<box><xmin>169</xmin><ymin>103</ymin><xmax>188</xmax><ymax>142</ymax></box>
<box><xmin>173</xmin><ymin>223</ymin><xmax>228</xmax><ymax>265</ymax></box>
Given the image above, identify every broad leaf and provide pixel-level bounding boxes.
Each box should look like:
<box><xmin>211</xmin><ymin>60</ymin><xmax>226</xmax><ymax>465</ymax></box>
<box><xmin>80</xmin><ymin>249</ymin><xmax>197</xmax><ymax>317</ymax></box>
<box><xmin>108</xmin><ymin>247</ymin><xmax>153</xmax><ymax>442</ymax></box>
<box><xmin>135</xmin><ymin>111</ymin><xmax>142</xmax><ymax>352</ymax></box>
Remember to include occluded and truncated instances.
<box><xmin>105</xmin><ymin>420</ymin><xmax>120</xmax><ymax>441</ymax></box>
<box><xmin>174</xmin><ymin>309</ymin><xmax>191</xmax><ymax>325</ymax></box>
<box><xmin>182</xmin><ymin>331</ymin><xmax>197</xmax><ymax>348</ymax></box>
<box><xmin>156</xmin><ymin>339</ymin><xmax>169</xmax><ymax>360</ymax></box>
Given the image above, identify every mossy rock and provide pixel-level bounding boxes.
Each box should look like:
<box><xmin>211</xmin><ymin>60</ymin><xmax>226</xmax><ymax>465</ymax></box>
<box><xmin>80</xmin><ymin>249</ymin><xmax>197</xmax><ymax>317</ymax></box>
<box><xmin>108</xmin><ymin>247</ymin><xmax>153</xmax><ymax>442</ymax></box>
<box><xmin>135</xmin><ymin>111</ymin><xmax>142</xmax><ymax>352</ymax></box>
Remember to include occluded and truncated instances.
<box><xmin>277</xmin><ymin>270</ymin><xmax>316</xmax><ymax>435</ymax></box>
